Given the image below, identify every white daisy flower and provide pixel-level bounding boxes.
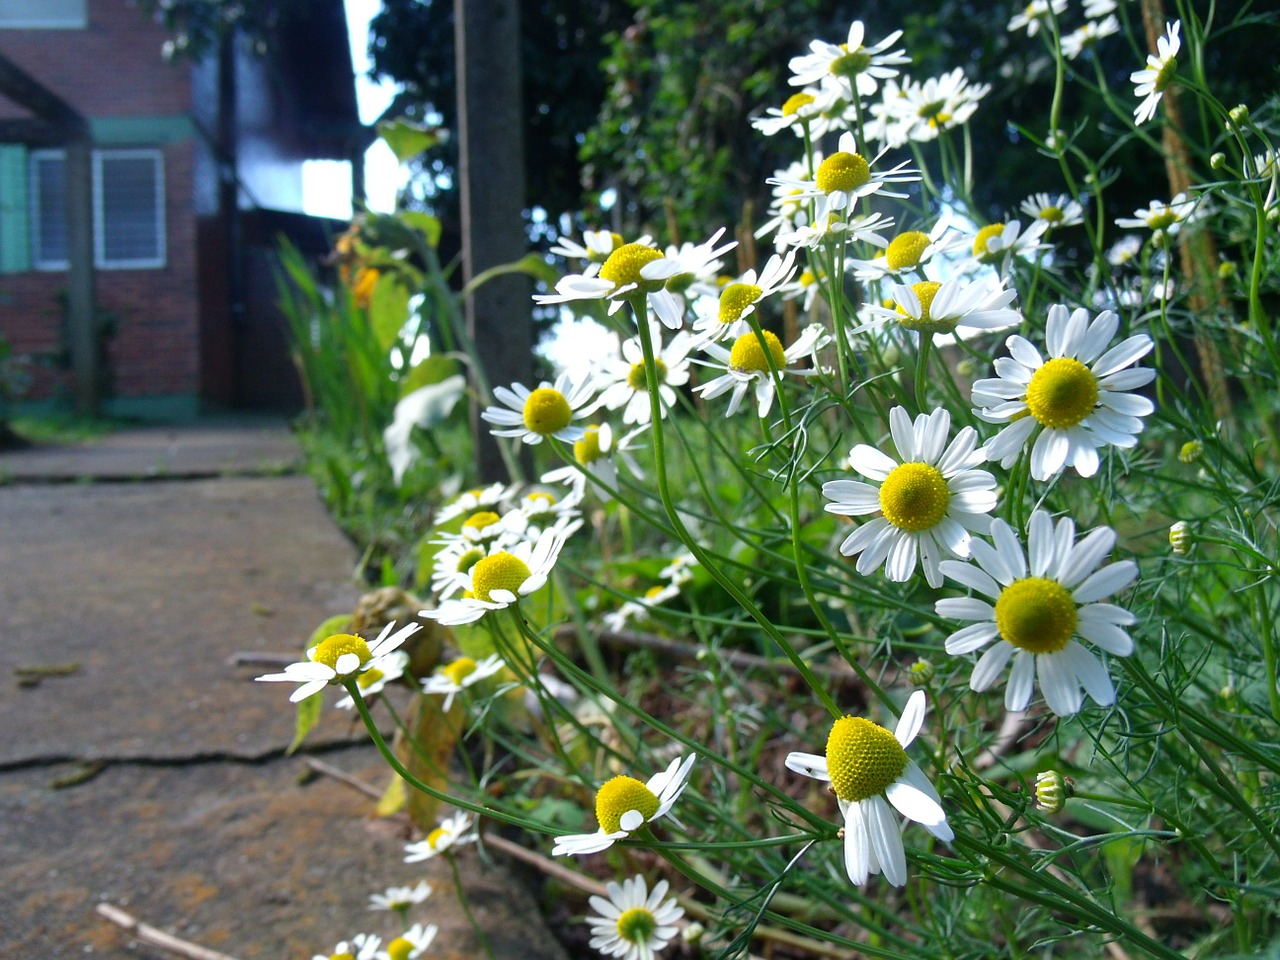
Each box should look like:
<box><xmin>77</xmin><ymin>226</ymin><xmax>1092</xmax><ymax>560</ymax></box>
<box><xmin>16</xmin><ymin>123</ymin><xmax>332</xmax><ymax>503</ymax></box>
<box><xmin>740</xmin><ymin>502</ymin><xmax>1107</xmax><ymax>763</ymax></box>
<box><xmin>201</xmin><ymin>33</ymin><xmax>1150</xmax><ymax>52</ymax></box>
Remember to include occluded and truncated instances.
<box><xmin>255</xmin><ymin>621</ymin><xmax>422</xmax><ymax>703</ymax></box>
<box><xmin>421</xmin><ymin>653</ymin><xmax>506</xmax><ymax>711</ymax></box>
<box><xmin>585</xmin><ymin>875</ymin><xmax>684</xmax><ymax>960</ymax></box>
<box><xmin>430</xmin><ymin>539</ymin><xmax>498</xmax><ymax>601</ymax></box>
<box><xmin>756</xmin><ymin>159</ymin><xmax>817</xmax><ymax>247</ymax></box>
<box><xmin>823</xmin><ymin>406</ymin><xmax>997</xmax><ymax>589</ymax></box>
<box><xmin>658</xmin><ymin>551</ymin><xmax>698</xmax><ymax>585</ymax></box>
<box><xmin>534</xmin><ymin>239</ymin><xmax>684</xmax><ymax>326</ymax></box>
<box><xmin>334</xmin><ymin>649</ymin><xmax>410</xmax><ymax>710</ymax></box>
<box><xmin>1062</xmin><ymin>15</ymin><xmax>1119</xmax><ymax>60</ymax></box>
<box><xmin>501</xmin><ymin>487</ymin><xmax>584</xmax><ymax>540</ymax></box>
<box><xmin>541</xmin><ymin>422</ymin><xmax>647</xmax><ymax>502</ymax></box>
<box><xmin>694</xmin><ymin>323</ymin><xmax>830</xmax><ymax>419</ymax></box>
<box><xmin>1106</xmin><ymin>235</ymin><xmax>1143</xmax><ymax>267</ymax></box>
<box><xmin>594</xmin><ymin>321</ymin><xmax>695</xmax><ymax>426</ymax></box>
<box><xmin>552</xmin><ymin>754</ymin><xmax>697</xmax><ymax>856</ymax></box>
<box><xmin>849</xmin><ymin>222</ymin><xmax>967</xmax><ymax>282</ymax></box>
<box><xmin>481</xmin><ymin>371</ymin><xmax>595</xmax><ymax>446</ymax></box>
<box><xmin>787</xmin><ymin>20</ymin><xmax>910</xmax><ymax>101</ymax></box>
<box><xmin>421</xmin><ymin>524</ymin><xmax>578</xmax><ymax>625</ymax></box>
<box><xmin>1083</xmin><ymin>0</ymin><xmax>1116</xmax><ymax>16</ymax></box>
<box><xmin>1007</xmin><ymin>0</ymin><xmax>1067</xmax><ymax>37</ymax></box>
<box><xmin>868</xmin><ymin>69</ymin><xmax>991</xmax><ymax>148</ymax></box>
<box><xmin>653</xmin><ymin>227</ymin><xmax>739</xmax><ymax>325</ymax></box>
<box><xmin>974</xmin><ymin>304</ymin><xmax>1155</xmax><ymax>481</ymax></box>
<box><xmin>312</xmin><ymin>934</ymin><xmax>380</xmax><ymax>960</ymax></box>
<box><xmin>767</xmin><ymin>131</ymin><xmax>919</xmax><ymax>223</ymax></box>
<box><xmin>549</xmin><ymin>229</ymin><xmax>626</xmax><ymax>274</ymax></box>
<box><xmin>966</xmin><ymin>219</ymin><xmax>1050</xmax><ymax>277</ymax></box>
<box><xmin>404</xmin><ymin>812</ymin><xmax>478</xmax><ymax>862</ymax></box>
<box><xmin>602</xmin><ymin>582</ymin><xmax>682</xmax><ymax>633</ymax></box>
<box><xmin>785</xmin><ymin>690</ymin><xmax>953</xmax><ymax>887</ymax></box>
<box><xmin>1114</xmin><ymin>192</ymin><xmax>1202</xmax><ymax>242</ymax></box>
<box><xmin>1019</xmin><ymin>193</ymin><xmax>1084</xmax><ymax>230</ymax></box>
<box><xmin>690</xmin><ymin>249</ymin><xmax>799</xmax><ymax>341</ymax></box>
<box><xmin>937</xmin><ymin>510</ymin><xmax>1138</xmax><ymax>716</ymax></box>
<box><xmin>375</xmin><ymin>924</ymin><xmax>437</xmax><ymax>960</ymax></box>
<box><xmin>1131</xmin><ymin>20</ymin><xmax>1180</xmax><ymax>125</ymax></box>
<box><xmin>434</xmin><ymin>482</ymin><xmax>516</xmax><ymax>525</ymax></box>
<box><xmin>781</xmin><ymin>210</ymin><xmax>896</xmax><ymax>252</ymax></box>
<box><xmin>751</xmin><ymin>89</ymin><xmax>823</xmax><ymax>137</ymax></box>
<box><xmin>368</xmin><ymin>881</ymin><xmax>432</xmax><ymax>913</ymax></box>
<box><xmin>855</xmin><ymin>278</ymin><xmax>1021</xmax><ymax>345</ymax></box>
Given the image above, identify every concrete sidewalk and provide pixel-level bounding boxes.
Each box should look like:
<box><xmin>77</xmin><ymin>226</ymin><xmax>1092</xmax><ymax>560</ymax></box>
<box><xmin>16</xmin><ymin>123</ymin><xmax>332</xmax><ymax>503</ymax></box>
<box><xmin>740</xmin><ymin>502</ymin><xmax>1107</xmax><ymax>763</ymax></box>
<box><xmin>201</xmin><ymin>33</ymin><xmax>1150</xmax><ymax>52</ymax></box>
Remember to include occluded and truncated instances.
<box><xmin>0</xmin><ymin>422</ymin><xmax>569</xmax><ymax>960</ymax></box>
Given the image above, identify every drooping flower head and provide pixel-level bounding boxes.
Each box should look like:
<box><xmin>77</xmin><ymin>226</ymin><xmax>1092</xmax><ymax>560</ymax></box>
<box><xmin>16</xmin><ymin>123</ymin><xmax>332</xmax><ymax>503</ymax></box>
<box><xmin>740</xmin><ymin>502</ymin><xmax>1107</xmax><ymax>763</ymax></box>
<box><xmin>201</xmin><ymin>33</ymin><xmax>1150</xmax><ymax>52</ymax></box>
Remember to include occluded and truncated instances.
<box><xmin>553</xmin><ymin>754</ymin><xmax>697</xmax><ymax>856</ymax></box>
<box><xmin>1131</xmin><ymin>20</ymin><xmax>1181</xmax><ymax>125</ymax></box>
<box><xmin>255</xmin><ymin>621</ymin><xmax>422</xmax><ymax>703</ymax></box>
<box><xmin>694</xmin><ymin>323</ymin><xmax>829</xmax><ymax>418</ymax></box>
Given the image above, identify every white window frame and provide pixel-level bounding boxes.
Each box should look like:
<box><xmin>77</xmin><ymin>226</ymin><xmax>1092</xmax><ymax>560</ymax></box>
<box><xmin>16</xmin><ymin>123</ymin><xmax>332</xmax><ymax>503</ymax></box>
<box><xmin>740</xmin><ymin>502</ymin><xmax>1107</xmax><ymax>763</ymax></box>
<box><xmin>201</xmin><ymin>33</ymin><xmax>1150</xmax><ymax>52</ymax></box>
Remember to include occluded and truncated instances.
<box><xmin>28</xmin><ymin>147</ymin><xmax>166</xmax><ymax>271</ymax></box>
<box><xmin>0</xmin><ymin>0</ymin><xmax>87</xmax><ymax>29</ymax></box>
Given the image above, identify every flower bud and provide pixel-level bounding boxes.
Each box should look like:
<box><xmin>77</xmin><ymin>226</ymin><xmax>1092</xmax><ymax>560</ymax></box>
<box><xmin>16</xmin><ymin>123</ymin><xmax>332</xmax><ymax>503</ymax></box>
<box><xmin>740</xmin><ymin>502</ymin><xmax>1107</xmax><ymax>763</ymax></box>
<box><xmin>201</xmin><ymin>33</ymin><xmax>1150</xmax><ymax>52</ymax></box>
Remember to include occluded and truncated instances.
<box><xmin>1178</xmin><ymin>440</ymin><xmax>1203</xmax><ymax>463</ymax></box>
<box><xmin>1217</xmin><ymin>260</ymin><xmax>1237</xmax><ymax>280</ymax></box>
<box><xmin>1209</xmin><ymin>152</ymin><xmax>1227</xmax><ymax>171</ymax></box>
<box><xmin>1169</xmin><ymin>521</ymin><xmax>1192</xmax><ymax>555</ymax></box>
<box><xmin>909</xmin><ymin>658</ymin><xmax>934</xmax><ymax>685</ymax></box>
<box><xmin>1229</xmin><ymin>104</ymin><xmax>1249</xmax><ymax>126</ymax></box>
<box><xmin>1035</xmin><ymin>770</ymin><xmax>1072</xmax><ymax>814</ymax></box>
<box><xmin>682</xmin><ymin>922</ymin><xmax>705</xmax><ymax>945</ymax></box>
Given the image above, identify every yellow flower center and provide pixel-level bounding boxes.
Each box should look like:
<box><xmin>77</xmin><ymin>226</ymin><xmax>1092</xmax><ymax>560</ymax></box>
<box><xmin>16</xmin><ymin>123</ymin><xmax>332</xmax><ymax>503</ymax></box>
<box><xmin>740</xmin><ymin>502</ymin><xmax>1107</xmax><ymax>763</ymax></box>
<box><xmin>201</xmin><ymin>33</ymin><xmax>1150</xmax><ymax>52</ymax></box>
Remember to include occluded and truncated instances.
<box><xmin>1039</xmin><ymin>205</ymin><xmax>1064</xmax><ymax>223</ymax></box>
<box><xmin>356</xmin><ymin>667</ymin><xmax>385</xmax><ymax>689</ymax></box>
<box><xmin>616</xmin><ymin>906</ymin><xmax>658</xmax><ymax>945</ymax></box>
<box><xmin>994</xmin><ymin>577</ymin><xmax>1078</xmax><ymax>654</ymax></box>
<box><xmin>644</xmin><ymin>585</ymin><xmax>667</xmax><ymax>600</ymax></box>
<box><xmin>470</xmin><ymin>552</ymin><xmax>532</xmax><ymax>602</ymax></box>
<box><xmin>595</xmin><ymin>775</ymin><xmax>659</xmax><ymax>834</ymax></box>
<box><xmin>588</xmin><ymin>232</ymin><xmax>626</xmax><ymax>263</ymax></box>
<box><xmin>574</xmin><ymin>425</ymin><xmax>604</xmax><ymax>465</ymax></box>
<box><xmin>462</xmin><ymin>510</ymin><xmax>501</xmax><ymax>532</ymax></box>
<box><xmin>524</xmin><ymin>492</ymin><xmax>556</xmax><ymax>515</ymax></box>
<box><xmin>386</xmin><ymin>939</ymin><xmax>413</xmax><ymax>960</ymax></box>
<box><xmin>816</xmin><ymin>151</ymin><xmax>872</xmax><ymax>194</ymax></box>
<box><xmin>1025</xmin><ymin>357</ymin><xmax>1098</xmax><ymax>428</ymax></box>
<box><xmin>917</xmin><ymin>99</ymin><xmax>951</xmax><ymax>125</ymax></box>
<box><xmin>973</xmin><ymin>223</ymin><xmax>1006</xmax><ymax>259</ymax></box>
<box><xmin>522</xmin><ymin>387</ymin><xmax>573</xmax><ymax>435</ymax></box>
<box><xmin>799</xmin><ymin>269</ymin><xmax>818</xmax><ymax>286</ymax></box>
<box><xmin>728</xmin><ymin>329</ymin><xmax>787</xmax><ymax>374</ymax></box>
<box><xmin>442</xmin><ymin>656</ymin><xmax>477</xmax><ymax>686</ymax></box>
<box><xmin>885</xmin><ymin>231</ymin><xmax>930</xmax><ymax>271</ymax></box>
<box><xmin>825</xmin><ymin>716</ymin><xmax>908</xmax><ymax>803</ymax></box>
<box><xmin>330</xmin><ymin>953</ymin><xmax>355</xmax><ymax>960</ymax></box>
<box><xmin>878</xmin><ymin>461</ymin><xmax>950</xmax><ymax>531</ymax></box>
<box><xmin>313</xmin><ymin>634</ymin><xmax>372</xmax><ymax>671</ymax></box>
<box><xmin>456</xmin><ymin>546</ymin><xmax>485</xmax><ymax>573</ymax></box>
<box><xmin>628</xmin><ymin>358</ymin><xmax>668</xmax><ymax>390</ymax></box>
<box><xmin>599</xmin><ymin>243</ymin><xmax>665</xmax><ymax>292</ymax></box>
<box><xmin>830</xmin><ymin>45</ymin><xmax>874</xmax><ymax>79</ymax></box>
<box><xmin>719</xmin><ymin>282</ymin><xmax>763</xmax><ymax>324</ymax></box>
<box><xmin>782</xmin><ymin>92</ymin><xmax>815</xmax><ymax>116</ymax></box>
<box><xmin>895</xmin><ymin>280</ymin><xmax>953</xmax><ymax>334</ymax></box>
<box><xmin>1155</xmin><ymin>56</ymin><xmax>1177</xmax><ymax>93</ymax></box>
<box><xmin>1146</xmin><ymin>209</ymin><xmax>1177</xmax><ymax>231</ymax></box>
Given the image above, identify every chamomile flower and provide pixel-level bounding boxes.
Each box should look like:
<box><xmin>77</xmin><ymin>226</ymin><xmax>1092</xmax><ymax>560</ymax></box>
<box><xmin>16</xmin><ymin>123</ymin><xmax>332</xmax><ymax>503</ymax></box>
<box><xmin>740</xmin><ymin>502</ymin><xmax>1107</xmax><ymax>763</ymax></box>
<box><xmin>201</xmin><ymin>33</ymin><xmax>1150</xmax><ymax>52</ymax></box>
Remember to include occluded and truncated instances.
<box><xmin>595</xmin><ymin>322</ymin><xmax>695</xmax><ymax>425</ymax></box>
<box><xmin>421</xmin><ymin>524</ymin><xmax>577</xmax><ymax>625</ymax></box>
<box><xmin>823</xmin><ymin>406</ymin><xmax>997</xmax><ymax>588</ymax></box>
<box><xmin>691</xmin><ymin>249</ymin><xmax>799</xmax><ymax>341</ymax></box>
<box><xmin>1061</xmin><ymin>15</ymin><xmax>1119</xmax><ymax>59</ymax></box>
<box><xmin>966</xmin><ymin>219</ymin><xmax>1050</xmax><ymax>277</ymax></box>
<box><xmin>783</xmin><ymin>210</ymin><xmax>896</xmax><ymax>251</ymax></box>
<box><xmin>1007</xmin><ymin>0</ymin><xmax>1067</xmax><ymax>38</ymax></box>
<box><xmin>404</xmin><ymin>812</ymin><xmax>478</xmax><ymax>862</ymax></box>
<box><xmin>974</xmin><ymin>305</ymin><xmax>1155</xmax><ymax>480</ymax></box>
<box><xmin>368</xmin><ymin>881</ymin><xmax>432</xmax><ymax>914</ymax></box>
<box><xmin>694</xmin><ymin>323</ymin><xmax>829</xmax><ymax>418</ymax></box>
<box><xmin>655</xmin><ymin>228</ymin><xmax>738</xmax><ymax>316</ymax></box>
<box><xmin>602</xmin><ymin>582</ymin><xmax>682</xmax><ymax>633</ymax></box>
<box><xmin>482</xmin><ymin>372</ymin><xmax>595</xmax><ymax>446</ymax></box>
<box><xmin>785</xmin><ymin>691</ymin><xmax>952</xmax><ymax>887</ymax></box>
<box><xmin>549</xmin><ymin>229</ymin><xmax>626</xmax><ymax>273</ymax></box>
<box><xmin>334</xmin><ymin>650</ymin><xmax>410</xmax><ymax>709</ymax></box>
<box><xmin>585</xmin><ymin>875</ymin><xmax>684</xmax><ymax>960</ymax></box>
<box><xmin>502</xmin><ymin>487</ymin><xmax>584</xmax><ymax>539</ymax></box>
<box><xmin>552</xmin><ymin>754</ymin><xmax>697</xmax><ymax>856</ymax></box>
<box><xmin>1131</xmin><ymin>20</ymin><xmax>1180</xmax><ymax>125</ymax></box>
<box><xmin>541</xmin><ymin>422</ymin><xmax>647</xmax><ymax>501</ymax></box>
<box><xmin>937</xmin><ymin>510</ymin><xmax>1138</xmax><ymax>716</ymax></box>
<box><xmin>376</xmin><ymin>924</ymin><xmax>437</xmax><ymax>960</ymax></box>
<box><xmin>850</xmin><ymin>222</ymin><xmax>967</xmax><ymax>282</ymax></box>
<box><xmin>1083</xmin><ymin>0</ymin><xmax>1116</xmax><ymax>16</ymax></box>
<box><xmin>768</xmin><ymin>131</ymin><xmax>919</xmax><ymax>222</ymax></box>
<box><xmin>752</xmin><ymin>90</ymin><xmax>823</xmax><ymax>137</ymax></box>
<box><xmin>855</xmin><ymin>278</ymin><xmax>1021</xmax><ymax>344</ymax></box>
<box><xmin>422</xmin><ymin>653</ymin><xmax>506</xmax><ymax>711</ymax></box>
<box><xmin>1019</xmin><ymin>193</ymin><xmax>1084</xmax><ymax>230</ymax></box>
<box><xmin>1114</xmin><ymin>192</ymin><xmax>1202</xmax><ymax>242</ymax></box>
<box><xmin>869</xmin><ymin>69</ymin><xmax>991</xmax><ymax>148</ymax></box>
<box><xmin>313</xmin><ymin>934</ymin><xmax>380</xmax><ymax>960</ymax></box>
<box><xmin>658</xmin><ymin>551</ymin><xmax>698</xmax><ymax>585</ymax></box>
<box><xmin>430</xmin><ymin>539</ymin><xmax>495</xmax><ymax>600</ymax></box>
<box><xmin>787</xmin><ymin>20</ymin><xmax>910</xmax><ymax>101</ymax></box>
<box><xmin>534</xmin><ymin>239</ymin><xmax>683</xmax><ymax>325</ymax></box>
<box><xmin>255</xmin><ymin>621</ymin><xmax>422</xmax><ymax>703</ymax></box>
<box><xmin>434</xmin><ymin>482</ymin><xmax>516</xmax><ymax>525</ymax></box>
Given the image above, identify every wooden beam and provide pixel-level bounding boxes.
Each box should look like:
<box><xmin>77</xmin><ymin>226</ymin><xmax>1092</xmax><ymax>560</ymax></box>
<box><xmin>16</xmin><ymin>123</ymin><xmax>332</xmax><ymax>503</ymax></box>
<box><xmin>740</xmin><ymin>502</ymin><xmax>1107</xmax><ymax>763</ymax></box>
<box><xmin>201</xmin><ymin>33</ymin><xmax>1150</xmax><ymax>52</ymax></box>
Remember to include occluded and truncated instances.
<box><xmin>0</xmin><ymin>51</ymin><xmax>85</xmax><ymax>132</ymax></box>
<box><xmin>0</xmin><ymin>117</ymin><xmax>64</xmax><ymax>145</ymax></box>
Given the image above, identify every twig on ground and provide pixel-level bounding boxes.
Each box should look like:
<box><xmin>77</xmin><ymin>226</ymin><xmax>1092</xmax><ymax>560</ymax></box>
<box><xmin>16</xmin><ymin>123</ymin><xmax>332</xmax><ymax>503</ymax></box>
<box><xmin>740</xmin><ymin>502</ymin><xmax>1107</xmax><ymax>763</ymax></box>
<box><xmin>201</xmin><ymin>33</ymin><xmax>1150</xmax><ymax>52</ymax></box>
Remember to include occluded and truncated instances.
<box><xmin>304</xmin><ymin>756</ymin><xmax>385</xmax><ymax>798</ymax></box>
<box><xmin>227</xmin><ymin>651</ymin><xmax>297</xmax><ymax>668</ymax></box>
<box><xmin>95</xmin><ymin>903</ymin><xmax>242</xmax><ymax>960</ymax></box>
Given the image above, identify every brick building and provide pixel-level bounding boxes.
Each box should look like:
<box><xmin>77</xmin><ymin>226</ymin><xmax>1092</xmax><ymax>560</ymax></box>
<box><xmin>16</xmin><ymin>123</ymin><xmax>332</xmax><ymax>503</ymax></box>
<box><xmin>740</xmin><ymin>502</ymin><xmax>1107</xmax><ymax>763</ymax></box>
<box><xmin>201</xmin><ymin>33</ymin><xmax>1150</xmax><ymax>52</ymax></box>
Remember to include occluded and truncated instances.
<box><xmin>0</xmin><ymin>0</ymin><xmax>367</xmax><ymax>417</ymax></box>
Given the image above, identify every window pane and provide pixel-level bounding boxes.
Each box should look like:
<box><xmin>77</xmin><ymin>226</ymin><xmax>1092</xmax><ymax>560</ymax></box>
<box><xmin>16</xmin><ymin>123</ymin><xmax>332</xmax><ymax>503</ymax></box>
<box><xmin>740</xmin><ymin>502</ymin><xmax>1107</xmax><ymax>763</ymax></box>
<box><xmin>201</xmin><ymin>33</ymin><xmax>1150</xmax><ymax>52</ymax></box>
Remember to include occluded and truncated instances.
<box><xmin>99</xmin><ymin>155</ymin><xmax>161</xmax><ymax>265</ymax></box>
<box><xmin>33</xmin><ymin>153</ymin><xmax>67</xmax><ymax>266</ymax></box>
<box><xmin>0</xmin><ymin>0</ymin><xmax>86</xmax><ymax>28</ymax></box>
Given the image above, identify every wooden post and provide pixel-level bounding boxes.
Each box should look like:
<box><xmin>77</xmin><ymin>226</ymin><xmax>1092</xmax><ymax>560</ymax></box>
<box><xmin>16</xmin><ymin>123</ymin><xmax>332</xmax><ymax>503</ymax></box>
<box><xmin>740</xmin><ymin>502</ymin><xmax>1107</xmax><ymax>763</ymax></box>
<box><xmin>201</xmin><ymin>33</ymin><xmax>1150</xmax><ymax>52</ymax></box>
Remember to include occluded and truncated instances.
<box><xmin>454</xmin><ymin>0</ymin><xmax>531</xmax><ymax>482</ymax></box>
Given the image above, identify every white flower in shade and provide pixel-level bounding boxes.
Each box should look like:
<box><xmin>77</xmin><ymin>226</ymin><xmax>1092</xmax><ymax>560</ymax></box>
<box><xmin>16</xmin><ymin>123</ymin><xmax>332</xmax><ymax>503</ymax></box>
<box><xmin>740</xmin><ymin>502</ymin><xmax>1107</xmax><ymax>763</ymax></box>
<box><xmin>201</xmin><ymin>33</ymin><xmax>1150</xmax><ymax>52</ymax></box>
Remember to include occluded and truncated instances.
<box><xmin>694</xmin><ymin>323</ymin><xmax>829</xmax><ymax>418</ymax></box>
<box><xmin>1062</xmin><ymin>15</ymin><xmax>1119</xmax><ymax>59</ymax></box>
<box><xmin>421</xmin><ymin>653</ymin><xmax>506</xmax><ymax>711</ymax></box>
<box><xmin>541</xmin><ymin>422</ymin><xmax>647</xmax><ymax>502</ymax></box>
<box><xmin>823</xmin><ymin>406</ymin><xmax>997</xmax><ymax>589</ymax></box>
<box><xmin>430</xmin><ymin>539</ymin><xmax>495</xmax><ymax>600</ymax></box>
<box><xmin>849</xmin><ymin>222</ymin><xmax>967</xmax><ymax>282</ymax></box>
<box><xmin>404</xmin><ymin>812</ymin><xmax>478</xmax><ymax>862</ymax></box>
<box><xmin>312</xmin><ymin>934</ymin><xmax>380</xmax><ymax>960</ymax></box>
<box><xmin>1114</xmin><ymin>192</ymin><xmax>1202</xmax><ymax>242</ymax></box>
<box><xmin>368</xmin><ymin>881</ymin><xmax>432</xmax><ymax>913</ymax></box>
<box><xmin>1007</xmin><ymin>0</ymin><xmax>1066</xmax><ymax>37</ymax></box>
<box><xmin>1131</xmin><ymin>20</ymin><xmax>1180</xmax><ymax>125</ymax></box>
<box><xmin>966</xmin><ymin>219</ymin><xmax>1050</xmax><ymax>277</ymax></box>
<box><xmin>654</xmin><ymin>227</ymin><xmax>739</xmax><ymax>323</ymax></box>
<box><xmin>937</xmin><ymin>510</ymin><xmax>1138</xmax><ymax>716</ymax></box>
<box><xmin>974</xmin><ymin>305</ymin><xmax>1155</xmax><ymax>480</ymax></box>
<box><xmin>868</xmin><ymin>69</ymin><xmax>991</xmax><ymax>148</ymax></box>
<box><xmin>434</xmin><ymin>482</ymin><xmax>516</xmax><ymax>525</ymax></box>
<box><xmin>752</xmin><ymin>89</ymin><xmax>823</xmax><ymax>137</ymax></box>
<box><xmin>757</xmin><ymin>159</ymin><xmax>817</xmax><ymax>246</ymax></box>
<box><xmin>658</xmin><ymin>551</ymin><xmax>698</xmax><ymax>585</ymax></box>
<box><xmin>421</xmin><ymin>524</ymin><xmax>578</xmax><ymax>625</ymax></box>
<box><xmin>785</xmin><ymin>691</ymin><xmax>952</xmax><ymax>887</ymax></box>
<box><xmin>595</xmin><ymin>322</ymin><xmax>695</xmax><ymax>426</ymax></box>
<box><xmin>602</xmin><ymin>582</ymin><xmax>682</xmax><ymax>633</ymax></box>
<box><xmin>1106</xmin><ymin>235</ymin><xmax>1143</xmax><ymax>267</ymax></box>
<box><xmin>768</xmin><ymin>131</ymin><xmax>919</xmax><ymax>222</ymax></box>
<box><xmin>481</xmin><ymin>372</ymin><xmax>595</xmax><ymax>446</ymax></box>
<box><xmin>375</xmin><ymin>924</ymin><xmax>438</xmax><ymax>960</ymax></box>
<box><xmin>585</xmin><ymin>875</ymin><xmax>684</xmax><ymax>960</ymax></box>
<box><xmin>787</xmin><ymin>20</ymin><xmax>910</xmax><ymax>100</ymax></box>
<box><xmin>552</xmin><ymin>754</ymin><xmax>697</xmax><ymax>856</ymax></box>
<box><xmin>855</xmin><ymin>278</ymin><xmax>1020</xmax><ymax>345</ymax></box>
<box><xmin>335</xmin><ymin>649</ymin><xmax>410</xmax><ymax>710</ymax></box>
<box><xmin>255</xmin><ymin>622</ymin><xmax>422</xmax><ymax>703</ymax></box>
<box><xmin>501</xmin><ymin>487</ymin><xmax>584</xmax><ymax>539</ymax></box>
<box><xmin>691</xmin><ymin>249</ymin><xmax>799</xmax><ymax>341</ymax></box>
<box><xmin>1019</xmin><ymin>193</ymin><xmax>1084</xmax><ymax>230</ymax></box>
<box><xmin>1084</xmin><ymin>0</ymin><xmax>1116</xmax><ymax>16</ymax></box>
<box><xmin>782</xmin><ymin>210</ymin><xmax>895</xmax><ymax>252</ymax></box>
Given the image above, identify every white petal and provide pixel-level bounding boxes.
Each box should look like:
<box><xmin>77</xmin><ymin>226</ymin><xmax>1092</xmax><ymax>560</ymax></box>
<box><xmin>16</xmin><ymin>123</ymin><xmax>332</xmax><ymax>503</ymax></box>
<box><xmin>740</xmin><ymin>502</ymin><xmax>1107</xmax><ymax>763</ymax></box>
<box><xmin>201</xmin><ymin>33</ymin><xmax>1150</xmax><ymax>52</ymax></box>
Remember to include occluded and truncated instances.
<box><xmin>889</xmin><ymin>406</ymin><xmax>917</xmax><ymax>461</ymax></box>
<box><xmin>1071</xmin><ymin>560</ymin><xmax>1137</xmax><ymax>602</ymax></box>
<box><xmin>1062</xmin><ymin>641</ymin><xmax>1116</xmax><ymax>706</ymax></box>
<box><xmin>971</xmin><ymin>641</ymin><xmax>1014</xmax><ymax>691</ymax></box>
<box><xmin>784</xmin><ymin>751</ymin><xmax>831</xmax><ymax>781</ymax></box>
<box><xmin>843</xmin><ymin>801</ymin><xmax>870</xmax><ymax>885</ymax></box>
<box><xmin>1030</xmin><ymin>428</ymin><xmax>1070</xmax><ymax>481</ymax></box>
<box><xmin>944</xmin><ymin>621</ymin><xmax>1000</xmax><ymax>654</ymax></box>
<box><xmin>1076</xmin><ymin>618</ymin><xmax>1135</xmax><ymax>656</ymax></box>
<box><xmin>1005</xmin><ymin>650</ymin><xmax>1036</xmax><ymax>712</ymax></box>
<box><xmin>1027</xmin><ymin>510</ymin><xmax>1056</xmax><ymax>577</ymax></box>
<box><xmin>1058</xmin><ymin>526</ymin><xmax>1116</xmax><ymax>588</ymax></box>
<box><xmin>885</xmin><ymin>779</ymin><xmax>947</xmax><ymax>828</ymax></box>
<box><xmin>990</xmin><ymin>519</ymin><xmax>1028</xmax><ymax>580</ymax></box>
<box><xmin>1038</xmin><ymin>651</ymin><xmax>1084</xmax><ymax>716</ymax></box>
<box><xmin>938</xmin><ymin>559</ymin><xmax>1001</xmax><ymax>598</ymax></box>
<box><xmin>884</xmin><ymin>531</ymin><xmax>919</xmax><ymax>582</ymax></box>
<box><xmin>936</xmin><ymin>597</ymin><xmax>995</xmax><ymax>621</ymax></box>
<box><xmin>866</xmin><ymin>796</ymin><xmax>907</xmax><ymax>887</ymax></box>
<box><xmin>1091</xmin><ymin>335</ymin><xmax>1153</xmax><ymax>377</ymax></box>
<box><xmin>848</xmin><ymin>444</ymin><xmax>899</xmax><ymax>480</ymax></box>
<box><xmin>894</xmin><ymin>690</ymin><xmax>926</xmax><ymax>747</ymax></box>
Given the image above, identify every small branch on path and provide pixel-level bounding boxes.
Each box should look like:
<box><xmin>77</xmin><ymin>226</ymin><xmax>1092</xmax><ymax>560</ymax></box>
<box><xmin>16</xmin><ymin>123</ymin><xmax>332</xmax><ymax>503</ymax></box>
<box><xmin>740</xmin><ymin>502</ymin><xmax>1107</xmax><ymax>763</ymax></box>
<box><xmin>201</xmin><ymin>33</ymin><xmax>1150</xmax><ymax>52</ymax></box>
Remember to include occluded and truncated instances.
<box><xmin>95</xmin><ymin>903</ymin><xmax>242</xmax><ymax>960</ymax></box>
